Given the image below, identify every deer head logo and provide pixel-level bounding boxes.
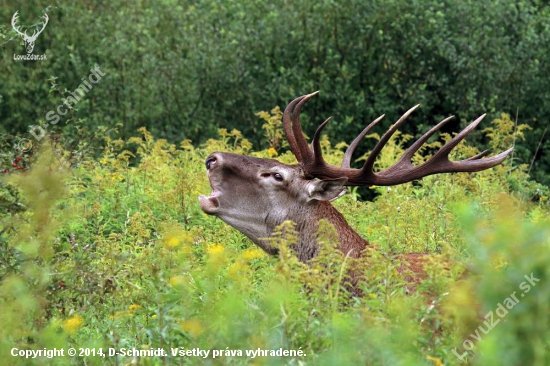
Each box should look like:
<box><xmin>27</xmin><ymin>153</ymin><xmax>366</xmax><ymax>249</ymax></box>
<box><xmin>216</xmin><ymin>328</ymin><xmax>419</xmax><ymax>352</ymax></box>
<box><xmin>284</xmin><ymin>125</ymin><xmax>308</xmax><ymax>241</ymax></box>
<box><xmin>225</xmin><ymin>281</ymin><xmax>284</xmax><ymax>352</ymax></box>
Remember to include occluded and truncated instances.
<box><xmin>11</xmin><ymin>11</ymin><xmax>49</xmax><ymax>54</ymax></box>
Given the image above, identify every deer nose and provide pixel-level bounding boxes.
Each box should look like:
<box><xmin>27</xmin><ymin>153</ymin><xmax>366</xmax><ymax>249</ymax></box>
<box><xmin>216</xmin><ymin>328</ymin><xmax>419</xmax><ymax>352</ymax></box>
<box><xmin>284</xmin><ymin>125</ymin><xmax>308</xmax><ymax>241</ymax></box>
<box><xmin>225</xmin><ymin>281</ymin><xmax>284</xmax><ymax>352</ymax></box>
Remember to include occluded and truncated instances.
<box><xmin>205</xmin><ymin>156</ymin><xmax>217</xmax><ymax>170</ymax></box>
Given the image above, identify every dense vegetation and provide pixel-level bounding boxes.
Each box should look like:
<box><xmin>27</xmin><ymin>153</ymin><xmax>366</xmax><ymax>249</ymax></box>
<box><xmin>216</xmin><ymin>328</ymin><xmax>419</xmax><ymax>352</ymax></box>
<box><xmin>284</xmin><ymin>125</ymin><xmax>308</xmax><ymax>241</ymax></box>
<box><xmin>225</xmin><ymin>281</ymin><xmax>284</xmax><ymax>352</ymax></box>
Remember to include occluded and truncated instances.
<box><xmin>1</xmin><ymin>111</ymin><xmax>549</xmax><ymax>364</ymax></box>
<box><xmin>1</xmin><ymin>1</ymin><xmax>550</xmax><ymax>365</ymax></box>
<box><xmin>1</xmin><ymin>0</ymin><xmax>550</xmax><ymax>183</ymax></box>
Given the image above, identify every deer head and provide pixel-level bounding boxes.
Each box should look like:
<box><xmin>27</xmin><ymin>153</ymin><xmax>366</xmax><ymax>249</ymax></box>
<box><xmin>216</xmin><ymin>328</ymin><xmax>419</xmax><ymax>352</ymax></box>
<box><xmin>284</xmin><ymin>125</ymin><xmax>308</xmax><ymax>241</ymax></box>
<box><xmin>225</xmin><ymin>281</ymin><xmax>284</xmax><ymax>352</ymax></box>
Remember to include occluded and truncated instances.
<box><xmin>199</xmin><ymin>92</ymin><xmax>512</xmax><ymax>262</ymax></box>
<box><xmin>11</xmin><ymin>11</ymin><xmax>49</xmax><ymax>54</ymax></box>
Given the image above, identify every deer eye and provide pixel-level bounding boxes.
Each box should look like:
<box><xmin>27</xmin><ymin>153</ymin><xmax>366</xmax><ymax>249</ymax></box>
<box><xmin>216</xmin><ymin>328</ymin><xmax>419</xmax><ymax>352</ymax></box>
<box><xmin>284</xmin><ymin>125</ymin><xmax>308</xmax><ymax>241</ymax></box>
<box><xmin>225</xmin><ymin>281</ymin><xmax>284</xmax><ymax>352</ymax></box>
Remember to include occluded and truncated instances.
<box><xmin>205</xmin><ymin>157</ymin><xmax>216</xmax><ymax>170</ymax></box>
<box><xmin>273</xmin><ymin>173</ymin><xmax>283</xmax><ymax>181</ymax></box>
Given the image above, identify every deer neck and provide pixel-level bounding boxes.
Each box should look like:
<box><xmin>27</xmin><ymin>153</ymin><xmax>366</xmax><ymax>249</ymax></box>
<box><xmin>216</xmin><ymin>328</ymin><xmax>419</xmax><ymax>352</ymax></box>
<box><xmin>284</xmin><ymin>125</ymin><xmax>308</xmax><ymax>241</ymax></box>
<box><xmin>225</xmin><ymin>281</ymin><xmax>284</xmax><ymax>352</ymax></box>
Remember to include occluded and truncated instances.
<box><xmin>313</xmin><ymin>201</ymin><xmax>369</xmax><ymax>259</ymax></box>
<box><xmin>280</xmin><ymin>201</ymin><xmax>369</xmax><ymax>263</ymax></box>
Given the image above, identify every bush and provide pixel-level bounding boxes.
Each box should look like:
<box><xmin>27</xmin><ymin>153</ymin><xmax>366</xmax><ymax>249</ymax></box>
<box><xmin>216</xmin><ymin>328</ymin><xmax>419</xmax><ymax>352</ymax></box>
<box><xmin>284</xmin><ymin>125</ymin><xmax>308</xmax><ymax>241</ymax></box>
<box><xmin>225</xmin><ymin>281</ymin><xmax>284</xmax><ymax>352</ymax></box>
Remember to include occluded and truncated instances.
<box><xmin>0</xmin><ymin>112</ymin><xmax>548</xmax><ymax>364</ymax></box>
<box><xmin>1</xmin><ymin>0</ymin><xmax>550</xmax><ymax>182</ymax></box>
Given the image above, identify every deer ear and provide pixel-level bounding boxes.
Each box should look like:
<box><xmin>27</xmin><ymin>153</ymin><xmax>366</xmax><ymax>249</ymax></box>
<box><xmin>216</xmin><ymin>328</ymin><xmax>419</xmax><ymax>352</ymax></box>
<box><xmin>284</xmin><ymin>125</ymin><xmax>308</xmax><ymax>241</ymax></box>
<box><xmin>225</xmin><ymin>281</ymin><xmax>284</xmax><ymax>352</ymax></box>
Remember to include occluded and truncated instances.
<box><xmin>306</xmin><ymin>178</ymin><xmax>348</xmax><ymax>202</ymax></box>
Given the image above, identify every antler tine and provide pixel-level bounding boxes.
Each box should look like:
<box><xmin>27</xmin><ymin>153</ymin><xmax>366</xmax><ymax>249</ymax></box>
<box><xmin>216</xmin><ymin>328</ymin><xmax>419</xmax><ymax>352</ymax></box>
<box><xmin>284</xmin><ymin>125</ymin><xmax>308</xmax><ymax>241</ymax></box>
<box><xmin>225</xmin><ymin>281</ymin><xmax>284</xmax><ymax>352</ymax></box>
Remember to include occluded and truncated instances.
<box><xmin>12</xmin><ymin>10</ymin><xmax>19</xmax><ymax>25</ymax></box>
<box><xmin>420</xmin><ymin>114</ymin><xmax>513</xmax><ymax>173</ymax></box>
<box><xmin>291</xmin><ymin>93</ymin><xmax>318</xmax><ymax>162</ymax></box>
<box><xmin>283</xmin><ymin>95</ymin><xmax>307</xmax><ymax>161</ymax></box>
<box><xmin>11</xmin><ymin>11</ymin><xmax>26</xmax><ymax>37</ymax></box>
<box><xmin>456</xmin><ymin>147</ymin><xmax>514</xmax><ymax>170</ymax></box>
<box><xmin>38</xmin><ymin>13</ymin><xmax>48</xmax><ymax>33</ymax></box>
<box><xmin>361</xmin><ymin>104</ymin><xmax>420</xmax><ymax>174</ymax></box>
<box><xmin>312</xmin><ymin>117</ymin><xmax>331</xmax><ymax>163</ymax></box>
<box><xmin>465</xmin><ymin>149</ymin><xmax>490</xmax><ymax>161</ymax></box>
<box><xmin>373</xmin><ymin>114</ymin><xmax>513</xmax><ymax>184</ymax></box>
<box><xmin>341</xmin><ymin>114</ymin><xmax>385</xmax><ymax>168</ymax></box>
<box><xmin>396</xmin><ymin>115</ymin><xmax>455</xmax><ymax>164</ymax></box>
<box><xmin>282</xmin><ymin>92</ymin><xmax>512</xmax><ymax>187</ymax></box>
<box><xmin>283</xmin><ymin>92</ymin><xmax>320</xmax><ymax>166</ymax></box>
<box><xmin>30</xmin><ymin>13</ymin><xmax>48</xmax><ymax>38</ymax></box>
<box><xmin>431</xmin><ymin>114</ymin><xmax>486</xmax><ymax>160</ymax></box>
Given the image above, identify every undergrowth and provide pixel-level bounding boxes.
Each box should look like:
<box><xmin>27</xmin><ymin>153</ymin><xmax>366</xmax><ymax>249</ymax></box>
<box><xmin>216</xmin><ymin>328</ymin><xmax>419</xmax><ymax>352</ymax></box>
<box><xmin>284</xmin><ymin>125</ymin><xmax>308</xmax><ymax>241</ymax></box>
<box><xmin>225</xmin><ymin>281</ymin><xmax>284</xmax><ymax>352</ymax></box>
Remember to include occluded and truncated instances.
<box><xmin>0</xmin><ymin>111</ymin><xmax>549</xmax><ymax>365</ymax></box>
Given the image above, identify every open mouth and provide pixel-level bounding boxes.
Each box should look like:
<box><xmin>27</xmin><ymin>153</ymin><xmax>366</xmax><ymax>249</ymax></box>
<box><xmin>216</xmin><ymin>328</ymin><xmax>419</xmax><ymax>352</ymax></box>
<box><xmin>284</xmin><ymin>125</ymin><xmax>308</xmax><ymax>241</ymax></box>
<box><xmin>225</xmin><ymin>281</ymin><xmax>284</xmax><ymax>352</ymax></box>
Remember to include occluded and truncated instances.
<box><xmin>200</xmin><ymin>155</ymin><xmax>222</xmax><ymax>214</ymax></box>
<box><xmin>199</xmin><ymin>188</ymin><xmax>220</xmax><ymax>214</ymax></box>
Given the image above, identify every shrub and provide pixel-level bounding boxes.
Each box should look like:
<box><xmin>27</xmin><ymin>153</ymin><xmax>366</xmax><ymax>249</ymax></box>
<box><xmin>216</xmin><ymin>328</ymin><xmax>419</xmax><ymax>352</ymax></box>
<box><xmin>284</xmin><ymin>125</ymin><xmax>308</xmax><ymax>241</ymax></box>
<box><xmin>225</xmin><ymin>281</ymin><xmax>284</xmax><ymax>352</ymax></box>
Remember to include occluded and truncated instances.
<box><xmin>0</xmin><ymin>111</ymin><xmax>548</xmax><ymax>364</ymax></box>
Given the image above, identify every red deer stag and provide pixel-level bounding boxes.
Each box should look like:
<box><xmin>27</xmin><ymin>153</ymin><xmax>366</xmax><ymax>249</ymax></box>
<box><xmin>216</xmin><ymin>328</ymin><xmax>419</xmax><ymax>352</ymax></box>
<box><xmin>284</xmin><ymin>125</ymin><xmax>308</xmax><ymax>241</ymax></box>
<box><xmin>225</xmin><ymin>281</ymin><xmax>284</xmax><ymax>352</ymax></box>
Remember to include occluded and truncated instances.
<box><xmin>199</xmin><ymin>92</ymin><xmax>512</xmax><ymax>263</ymax></box>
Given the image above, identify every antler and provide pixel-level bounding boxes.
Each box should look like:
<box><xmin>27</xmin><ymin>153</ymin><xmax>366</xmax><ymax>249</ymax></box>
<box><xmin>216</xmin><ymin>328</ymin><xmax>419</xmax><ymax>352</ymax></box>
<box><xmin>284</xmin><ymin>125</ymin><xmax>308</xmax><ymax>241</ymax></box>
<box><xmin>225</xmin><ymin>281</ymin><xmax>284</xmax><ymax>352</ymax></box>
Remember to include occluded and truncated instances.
<box><xmin>11</xmin><ymin>12</ymin><xmax>48</xmax><ymax>39</ymax></box>
<box><xmin>11</xmin><ymin>11</ymin><xmax>48</xmax><ymax>53</ymax></box>
<box><xmin>11</xmin><ymin>11</ymin><xmax>26</xmax><ymax>38</ymax></box>
<box><xmin>30</xmin><ymin>13</ymin><xmax>49</xmax><ymax>40</ymax></box>
<box><xmin>283</xmin><ymin>92</ymin><xmax>513</xmax><ymax>186</ymax></box>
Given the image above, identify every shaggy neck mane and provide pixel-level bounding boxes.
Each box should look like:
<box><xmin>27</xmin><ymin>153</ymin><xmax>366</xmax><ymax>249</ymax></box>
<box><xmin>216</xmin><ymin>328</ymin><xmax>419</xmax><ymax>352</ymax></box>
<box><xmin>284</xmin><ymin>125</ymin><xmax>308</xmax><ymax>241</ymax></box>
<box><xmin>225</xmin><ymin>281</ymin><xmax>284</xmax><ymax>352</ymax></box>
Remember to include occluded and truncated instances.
<box><xmin>286</xmin><ymin>201</ymin><xmax>369</xmax><ymax>263</ymax></box>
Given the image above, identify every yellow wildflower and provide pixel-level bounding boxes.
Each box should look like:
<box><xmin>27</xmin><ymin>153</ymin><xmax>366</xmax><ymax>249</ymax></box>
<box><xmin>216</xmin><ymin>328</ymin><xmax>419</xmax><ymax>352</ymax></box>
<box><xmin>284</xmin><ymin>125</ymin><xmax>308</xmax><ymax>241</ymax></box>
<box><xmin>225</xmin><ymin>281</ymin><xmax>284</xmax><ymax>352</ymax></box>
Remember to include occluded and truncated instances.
<box><xmin>207</xmin><ymin>244</ymin><xmax>225</xmax><ymax>255</ymax></box>
<box><xmin>63</xmin><ymin>315</ymin><xmax>83</xmax><ymax>334</ymax></box>
<box><xmin>164</xmin><ymin>236</ymin><xmax>180</xmax><ymax>249</ymax></box>
<box><xmin>129</xmin><ymin>304</ymin><xmax>142</xmax><ymax>312</ymax></box>
<box><xmin>242</xmin><ymin>248</ymin><xmax>264</xmax><ymax>260</ymax></box>
<box><xmin>109</xmin><ymin>311</ymin><xmax>130</xmax><ymax>319</ymax></box>
<box><xmin>267</xmin><ymin>147</ymin><xmax>278</xmax><ymax>157</ymax></box>
<box><xmin>169</xmin><ymin>275</ymin><xmax>186</xmax><ymax>287</ymax></box>
<box><xmin>426</xmin><ymin>355</ymin><xmax>444</xmax><ymax>366</ymax></box>
<box><xmin>228</xmin><ymin>262</ymin><xmax>245</xmax><ymax>277</ymax></box>
<box><xmin>179</xmin><ymin>319</ymin><xmax>204</xmax><ymax>337</ymax></box>
<box><xmin>110</xmin><ymin>173</ymin><xmax>123</xmax><ymax>181</ymax></box>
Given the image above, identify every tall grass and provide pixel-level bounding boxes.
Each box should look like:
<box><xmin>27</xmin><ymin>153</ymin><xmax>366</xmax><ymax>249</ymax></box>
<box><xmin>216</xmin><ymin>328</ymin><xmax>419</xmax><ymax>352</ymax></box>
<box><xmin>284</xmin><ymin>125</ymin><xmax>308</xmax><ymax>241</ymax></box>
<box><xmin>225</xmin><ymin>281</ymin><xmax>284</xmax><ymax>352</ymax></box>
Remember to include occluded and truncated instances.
<box><xmin>0</xmin><ymin>113</ymin><xmax>548</xmax><ymax>365</ymax></box>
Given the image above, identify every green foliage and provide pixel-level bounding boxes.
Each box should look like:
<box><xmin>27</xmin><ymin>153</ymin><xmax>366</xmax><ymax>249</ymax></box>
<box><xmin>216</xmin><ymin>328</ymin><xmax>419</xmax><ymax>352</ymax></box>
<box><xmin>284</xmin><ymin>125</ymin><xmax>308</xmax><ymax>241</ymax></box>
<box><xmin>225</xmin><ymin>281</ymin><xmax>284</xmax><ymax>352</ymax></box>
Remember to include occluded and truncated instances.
<box><xmin>1</xmin><ymin>117</ymin><xmax>549</xmax><ymax>365</ymax></box>
<box><xmin>1</xmin><ymin>0</ymin><xmax>550</xmax><ymax>182</ymax></box>
<box><xmin>257</xmin><ymin>106</ymin><xmax>286</xmax><ymax>154</ymax></box>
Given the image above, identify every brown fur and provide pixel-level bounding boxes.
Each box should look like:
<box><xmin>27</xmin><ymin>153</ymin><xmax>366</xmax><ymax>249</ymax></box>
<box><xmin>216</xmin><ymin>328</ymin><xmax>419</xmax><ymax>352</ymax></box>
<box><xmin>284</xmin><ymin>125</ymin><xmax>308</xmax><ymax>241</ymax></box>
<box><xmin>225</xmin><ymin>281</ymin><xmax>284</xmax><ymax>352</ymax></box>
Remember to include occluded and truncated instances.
<box><xmin>199</xmin><ymin>152</ymin><xmax>433</xmax><ymax>288</ymax></box>
<box><xmin>199</xmin><ymin>92</ymin><xmax>511</xmax><ymax>298</ymax></box>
